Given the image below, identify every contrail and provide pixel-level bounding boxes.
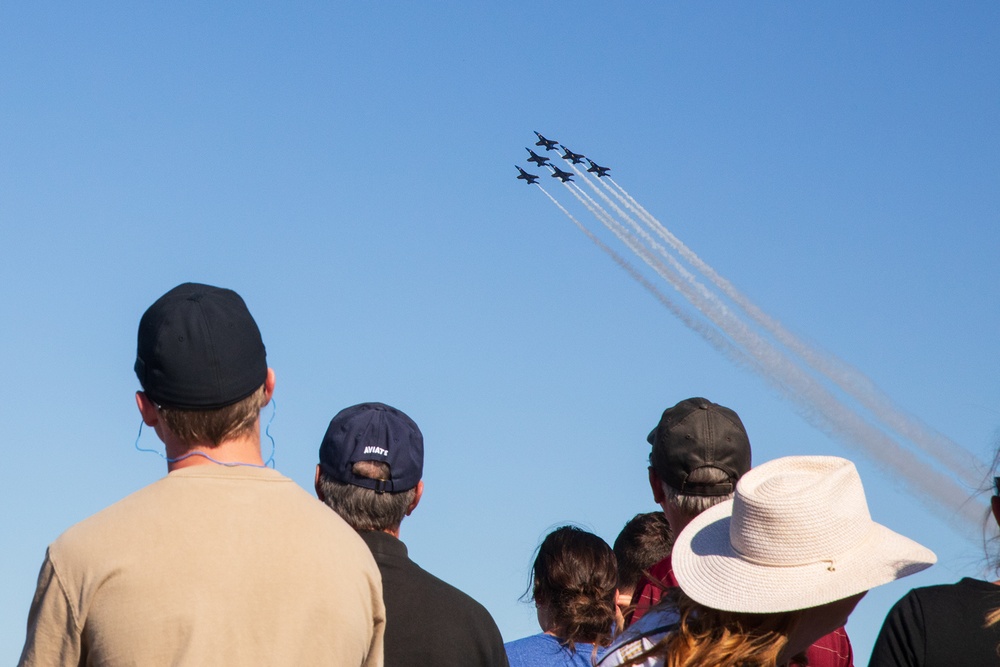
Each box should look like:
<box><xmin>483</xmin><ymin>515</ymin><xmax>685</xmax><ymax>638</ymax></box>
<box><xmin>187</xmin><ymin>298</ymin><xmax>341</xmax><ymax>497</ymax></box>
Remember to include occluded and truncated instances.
<box><xmin>537</xmin><ymin>168</ymin><xmax>982</xmax><ymax>531</ymax></box>
<box><xmin>538</xmin><ymin>186</ymin><xmax>751</xmax><ymax>370</ymax></box>
<box><xmin>566</xmin><ymin>163</ymin><xmax>730</xmax><ymax>320</ymax></box>
<box><xmin>562</xmin><ymin>179</ymin><xmax>978</xmax><ymax>522</ymax></box>
<box><xmin>584</xmin><ymin>166</ymin><xmax>985</xmax><ymax>491</ymax></box>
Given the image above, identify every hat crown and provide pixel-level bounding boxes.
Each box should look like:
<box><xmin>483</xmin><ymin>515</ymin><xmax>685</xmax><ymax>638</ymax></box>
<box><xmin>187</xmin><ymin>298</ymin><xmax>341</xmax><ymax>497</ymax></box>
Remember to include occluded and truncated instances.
<box><xmin>318</xmin><ymin>402</ymin><xmax>423</xmax><ymax>493</ymax></box>
<box><xmin>649</xmin><ymin>397</ymin><xmax>751</xmax><ymax>496</ymax></box>
<box><xmin>670</xmin><ymin>454</ymin><xmax>936</xmax><ymax>614</ymax></box>
<box><xmin>730</xmin><ymin>457</ymin><xmax>873</xmax><ymax>566</ymax></box>
<box><xmin>135</xmin><ymin>282</ymin><xmax>267</xmax><ymax>409</ymax></box>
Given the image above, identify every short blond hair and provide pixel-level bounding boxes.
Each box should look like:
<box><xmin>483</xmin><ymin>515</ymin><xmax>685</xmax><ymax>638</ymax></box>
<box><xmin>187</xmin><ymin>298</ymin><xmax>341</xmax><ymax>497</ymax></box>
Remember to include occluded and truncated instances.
<box><xmin>157</xmin><ymin>384</ymin><xmax>268</xmax><ymax>446</ymax></box>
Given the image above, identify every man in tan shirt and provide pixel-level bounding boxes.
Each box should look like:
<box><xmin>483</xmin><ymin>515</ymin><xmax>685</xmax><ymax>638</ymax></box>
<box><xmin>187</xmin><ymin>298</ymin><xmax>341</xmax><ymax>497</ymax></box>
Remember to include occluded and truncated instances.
<box><xmin>19</xmin><ymin>282</ymin><xmax>385</xmax><ymax>666</ymax></box>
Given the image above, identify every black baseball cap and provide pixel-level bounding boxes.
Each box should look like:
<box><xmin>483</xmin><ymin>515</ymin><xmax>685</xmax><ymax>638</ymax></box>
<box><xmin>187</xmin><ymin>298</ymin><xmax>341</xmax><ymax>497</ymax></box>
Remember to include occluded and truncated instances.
<box><xmin>134</xmin><ymin>283</ymin><xmax>268</xmax><ymax>410</ymax></box>
<box><xmin>319</xmin><ymin>402</ymin><xmax>423</xmax><ymax>493</ymax></box>
<box><xmin>648</xmin><ymin>397</ymin><xmax>751</xmax><ymax>497</ymax></box>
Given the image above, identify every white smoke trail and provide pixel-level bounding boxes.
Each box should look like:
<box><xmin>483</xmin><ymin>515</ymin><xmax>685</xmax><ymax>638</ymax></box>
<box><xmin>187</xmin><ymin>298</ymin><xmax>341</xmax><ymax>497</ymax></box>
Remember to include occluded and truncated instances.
<box><xmin>542</xmin><ymin>176</ymin><xmax>981</xmax><ymax>530</ymax></box>
<box><xmin>538</xmin><ymin>186</ymin><xmax>751</xmax><ymax>369</ymax></box>
<box><xmin>592</xmin><ymin>171</ymin><xmax>986</xmax><ymax>489</ymax></box>
<box><xmin>564</xmin><ymin>167</ymin><xmax>799</xmax><ymax>393</ymax></box>
<box><xmin>565</xmin><ymin>164</ymin><xmax>729</xmax><ymax>319</ymax></box>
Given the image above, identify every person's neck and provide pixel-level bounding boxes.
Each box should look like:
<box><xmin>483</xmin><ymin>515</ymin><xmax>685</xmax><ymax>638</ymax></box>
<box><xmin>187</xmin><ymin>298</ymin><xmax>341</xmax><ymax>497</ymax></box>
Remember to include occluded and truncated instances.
<box><xmin>536</xmin><ymin>603</ymin><xmax>564</xmax><ymax>637</ymax></box>
<box><xmin>164</xmin><ymin>425</ymin><xmax>264</xmax><ymax>472</ymax></box>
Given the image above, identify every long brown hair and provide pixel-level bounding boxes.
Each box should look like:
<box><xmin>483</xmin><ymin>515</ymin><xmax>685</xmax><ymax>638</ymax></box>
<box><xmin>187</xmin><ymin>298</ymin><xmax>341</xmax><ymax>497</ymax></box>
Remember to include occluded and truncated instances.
<box><xmin>623</xmin><ymin>590</ymin><xmax>798</xmax><ymax>667</ymax></box>
<box><xmin>531</xmin><ymin>526</ymin><xmax>620</xmax><ymax>651</ymax></box>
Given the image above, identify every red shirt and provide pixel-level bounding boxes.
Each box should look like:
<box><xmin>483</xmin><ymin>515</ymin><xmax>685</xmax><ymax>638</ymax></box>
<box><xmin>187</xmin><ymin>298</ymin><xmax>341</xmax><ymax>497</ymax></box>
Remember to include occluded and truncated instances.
<box><xmin>630</xmin><ymin>555</ymin><xmax>854</xmax><ymax>667</ymax></box>
<box><xmin>631</xmin><ymin>555</ymin><xmax>679</xmax><ymax>620</ymax></box>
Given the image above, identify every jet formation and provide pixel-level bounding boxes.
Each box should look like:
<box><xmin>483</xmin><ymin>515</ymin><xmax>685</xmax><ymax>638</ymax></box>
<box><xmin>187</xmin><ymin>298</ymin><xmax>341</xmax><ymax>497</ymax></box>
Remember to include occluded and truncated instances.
<box><xmin>515</xmin><ymin>131</ymin><xmax>610</xmax><ymax>185</ymax></box>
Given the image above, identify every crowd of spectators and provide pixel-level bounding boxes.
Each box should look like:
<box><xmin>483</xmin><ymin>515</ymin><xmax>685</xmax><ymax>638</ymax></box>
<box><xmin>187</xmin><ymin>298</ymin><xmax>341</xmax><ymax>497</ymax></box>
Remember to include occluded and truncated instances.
<box><xmin>16</xmin><ymin>282</ymin><xmax>998</xmax><ymax>667</ymax></box>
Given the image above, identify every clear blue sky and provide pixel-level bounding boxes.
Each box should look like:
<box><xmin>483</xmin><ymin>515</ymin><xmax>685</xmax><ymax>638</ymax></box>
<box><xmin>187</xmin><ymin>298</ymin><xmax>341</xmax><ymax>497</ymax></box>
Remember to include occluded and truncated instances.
<box><xmin>2</xmin><ymin>3</ymin><xmax>998</xmax><ymax>663</ymax></box>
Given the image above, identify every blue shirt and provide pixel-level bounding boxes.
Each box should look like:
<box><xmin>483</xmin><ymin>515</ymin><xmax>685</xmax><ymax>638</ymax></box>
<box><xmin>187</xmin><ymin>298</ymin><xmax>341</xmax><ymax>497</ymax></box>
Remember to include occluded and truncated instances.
<box><xmin>505</xmin><ymin>633</ymin><xmax>607</xmax><ymax>667</ymax></box>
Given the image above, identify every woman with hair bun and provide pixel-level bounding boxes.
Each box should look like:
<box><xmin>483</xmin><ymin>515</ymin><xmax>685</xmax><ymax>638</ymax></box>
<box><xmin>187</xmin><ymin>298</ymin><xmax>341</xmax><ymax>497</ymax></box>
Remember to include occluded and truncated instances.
<box><xmin>505</xmin><ymin>526</ymin><xmax>622</xmax><ymax>667</ymax></box>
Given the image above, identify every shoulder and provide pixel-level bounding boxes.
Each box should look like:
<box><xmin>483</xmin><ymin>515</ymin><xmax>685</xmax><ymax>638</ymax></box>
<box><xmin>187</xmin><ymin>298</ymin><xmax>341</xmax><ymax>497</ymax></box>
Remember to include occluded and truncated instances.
<box><xmin>631</xmin><ymin>555</ymin><xmax>675</xmax><ymax>623</ymax></box>
<box><xmin>403</xmin><ymin>556</ymin><xmax>498</xmax><ymax>620</ymax></box>
<box><xmin>805</xmin><ymin>627</ymin><xmax>852</xmax><ymax>667</ymax></box>
<box><xmin>49</xmin><ymin>476</ymin><xmax>171</xmax><ymax>558</ymax></box>
<box><xmin>52</xmin><ymin>469</ymin><xmax>375</xmax><ymax>575</ymax></box>
<box><xmin>892</xmin><ymin>578</ymin><xmax>1000</xmax><ymax>615</ymax></box>
<box><xmin>598</xmin><ymin>606</ymin><xmax>678</xmax><ymax>667</ymax></box>
<box><xmin>254</xmin><ymin>473</ymin><xmax>380</xmax><ymax>572</ymax></box>
<box><xmin>871</xmin><ymin>578</ymin><xmax>1000</xmax><ymax>667</ymax></box>
<box><xmin>379</xmin><ymin>546</ymin><xmax>505</xmax><ymax>661</ymax></box>
<box><xmin>647</xmin><ymin>555</ymin><xmax>674</xmax><ymax>579</ymax></box>
<box><xmin>505</xmin><ymin>633</ymin><xmax>557</xmax><ymax>658</ymax></box>
<box><xmin>506</xmin><ymin>635</ymin><xmax>604</xmax><ymax>667</ymax></box>
<box><xmin>915</xmin><ymin>577</ymin><xmax>998</xmax><ymax>598</ymax></box>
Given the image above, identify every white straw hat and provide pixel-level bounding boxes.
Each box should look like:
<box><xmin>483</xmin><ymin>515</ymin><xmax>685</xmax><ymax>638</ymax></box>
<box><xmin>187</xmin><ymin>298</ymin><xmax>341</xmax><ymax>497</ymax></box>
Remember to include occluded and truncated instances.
<box><xmin>672</xmin><ymin>456</ymin><xmax>936</xmax><ymax>613</ymax></box>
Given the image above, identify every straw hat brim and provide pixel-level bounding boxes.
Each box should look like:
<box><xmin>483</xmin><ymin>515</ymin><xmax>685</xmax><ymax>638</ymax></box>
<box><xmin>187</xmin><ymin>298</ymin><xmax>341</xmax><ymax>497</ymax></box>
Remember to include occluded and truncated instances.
<box><xmin>672</xmin><ymin>499</ymin><xmax>936</xmax><ymax>614</ymax></box>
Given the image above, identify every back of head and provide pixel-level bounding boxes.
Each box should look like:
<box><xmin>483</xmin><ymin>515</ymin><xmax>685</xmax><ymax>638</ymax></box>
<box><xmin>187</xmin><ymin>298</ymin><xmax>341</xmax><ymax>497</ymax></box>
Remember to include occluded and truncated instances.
<box><xmin>316</xmin><ymin>402</ymin><xmax>423</xmax><ymax>532</ymax></box>
<box><xmin>662</xmin><ymin>467</ymin><xmax>738</xmax><ymax>527</ymax></box>
<box><xmin>649</xmin><ymin>397</ymin><xmax>751</xmax><ymax>524</ymax></box>
<box><xmin>531</xmin><ymin>526</ymin><xmax>619</xmax><ymax>650</ymax></box>
<box><xmin>134</xmin><ymin>282</ymin><xmax>269</xmax><ymax>445</ymax></box>
<box><xmin>613</xmin><ymin>512</ymin><xmax>674</xmax><ymax>596</ymax></box>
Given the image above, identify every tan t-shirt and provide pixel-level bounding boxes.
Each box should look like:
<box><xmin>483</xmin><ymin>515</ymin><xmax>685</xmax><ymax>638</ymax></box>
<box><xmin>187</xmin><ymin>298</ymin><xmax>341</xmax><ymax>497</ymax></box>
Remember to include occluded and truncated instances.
<box><xmin>19</xmin><ymin>465</ymin><xmax>385</xmax><ymax>666</ymax></box>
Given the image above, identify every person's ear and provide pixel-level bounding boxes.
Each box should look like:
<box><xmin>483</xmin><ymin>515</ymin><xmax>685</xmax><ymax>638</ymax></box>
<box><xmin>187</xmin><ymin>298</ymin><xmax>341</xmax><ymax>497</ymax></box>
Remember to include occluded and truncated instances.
<box><xmin>263</xmin><ymin>368</ymin><xmax>276</xmax><ymax>404</ymax></box>
<box><xmin>314</xmin><ymin>465</ymin><xmax>324</xmax><ymax>501</ymax></box>
<box><xmin>648</xmin><ymin>466</ymin><xmax>665</xmax><ymax>504</ymax></box>
<box><xmin>135</xmin><ymin>392</ymin><xmax>159</xmax><ymax>427</ymax></box>
<box><xmin>406</xmin><ymin>480</ymin><xmax>424</xmax><ymax>516</ymax></box>
<box><xmin>614</xmin><ymin>589</ymin><xmax>627</xmax><ymax>629</ymax></box>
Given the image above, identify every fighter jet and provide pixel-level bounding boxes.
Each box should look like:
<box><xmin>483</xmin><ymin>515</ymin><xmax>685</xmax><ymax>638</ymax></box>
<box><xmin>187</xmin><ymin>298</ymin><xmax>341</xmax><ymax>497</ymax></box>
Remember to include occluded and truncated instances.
<box><xmin>559</xmin><ymin>146</ymin><xmax>585</xmax><ymax>164</ymax></box>
<box><xmin>548</xmin><ymin>164</ymin><xmax>574</xmax><ymax>182</ymax></box>
<box><xmin>534</xmin><ymin>131</ymin><xmax>559</xmax><ymax>151</ymax></box>
<box><xmin>526</xmin><ymin>148</ymin><xmax>551</xmax><ymax>167</ymax></box>
<box><xmin>515</xmin><ymin>166</ymin><xmax>539</xmax><ymax>185</ymax></box>
<box><xmin>586</xmin><ymin>158</ymin><xmax>611</xmax><ymax>178</ymax></box>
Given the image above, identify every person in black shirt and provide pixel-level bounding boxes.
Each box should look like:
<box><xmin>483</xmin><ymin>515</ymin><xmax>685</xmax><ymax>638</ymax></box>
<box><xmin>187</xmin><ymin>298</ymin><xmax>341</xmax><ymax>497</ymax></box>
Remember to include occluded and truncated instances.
<box><xmin>869</xmin><ymin>578</ymin><xmax>1000</xmax><ymax>666</ymax></box>
<box><xmin>315</xmin><ymin>402</ymin><xmax>509</xmax><ymax>667</ymax></box>
<box><xmin>869</xmin><ymin>475</ymin><xmax>1000</xmax><ymax>667</ymax></box>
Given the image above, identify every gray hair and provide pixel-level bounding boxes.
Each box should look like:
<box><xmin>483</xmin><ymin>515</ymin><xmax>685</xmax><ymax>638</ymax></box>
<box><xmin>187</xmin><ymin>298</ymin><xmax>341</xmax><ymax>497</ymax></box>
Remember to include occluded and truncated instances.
<box><xmin>317</xmin><ymin>461</ymin><xmax>416</xmax><ymax>532</ymax></box>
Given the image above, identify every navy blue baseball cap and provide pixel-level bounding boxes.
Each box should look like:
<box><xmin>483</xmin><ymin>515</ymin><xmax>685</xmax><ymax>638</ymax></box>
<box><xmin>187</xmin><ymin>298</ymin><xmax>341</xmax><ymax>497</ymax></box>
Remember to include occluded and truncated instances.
<box><xmin>319</xmin><ymin>402</ymin><xmax>424</xmax><ymax>493</ymax></box>
<box><xmin>134</xmin><ymin>283</ymin><xmax>267</xmax><ymax>410</ymax></box>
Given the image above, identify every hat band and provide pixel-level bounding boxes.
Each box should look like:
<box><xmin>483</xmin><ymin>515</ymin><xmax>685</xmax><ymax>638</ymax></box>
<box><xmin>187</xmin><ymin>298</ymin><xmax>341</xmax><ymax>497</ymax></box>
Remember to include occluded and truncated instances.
<box><xmin>681</xmin><ymin>480</ymin><xmax>735</xmax><ymax>496</ymax></box>
<box><xmin>732</xmin><ymin>544</ymin><xmax>837</xmax><ymax>571</ymax></box>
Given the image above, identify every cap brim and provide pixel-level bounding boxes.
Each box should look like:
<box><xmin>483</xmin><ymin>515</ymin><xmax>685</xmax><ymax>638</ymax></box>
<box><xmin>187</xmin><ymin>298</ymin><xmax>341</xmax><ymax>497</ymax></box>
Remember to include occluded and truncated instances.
<box><xmin>672</xmin><ymin>500</ymin><xmax>936</xmax><ymax>613</ymax></box>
